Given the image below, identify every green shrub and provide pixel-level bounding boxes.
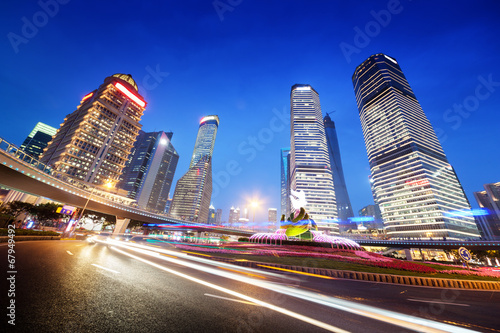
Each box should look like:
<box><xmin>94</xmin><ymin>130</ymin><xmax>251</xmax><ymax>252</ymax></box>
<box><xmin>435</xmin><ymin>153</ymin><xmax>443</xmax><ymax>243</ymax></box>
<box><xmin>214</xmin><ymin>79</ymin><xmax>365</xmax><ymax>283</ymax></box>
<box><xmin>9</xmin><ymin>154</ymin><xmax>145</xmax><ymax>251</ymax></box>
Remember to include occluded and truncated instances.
<box><xmin>0</xmin><ymin>228</ymin><xmax>60</xmax><ymax>236</ymax></box>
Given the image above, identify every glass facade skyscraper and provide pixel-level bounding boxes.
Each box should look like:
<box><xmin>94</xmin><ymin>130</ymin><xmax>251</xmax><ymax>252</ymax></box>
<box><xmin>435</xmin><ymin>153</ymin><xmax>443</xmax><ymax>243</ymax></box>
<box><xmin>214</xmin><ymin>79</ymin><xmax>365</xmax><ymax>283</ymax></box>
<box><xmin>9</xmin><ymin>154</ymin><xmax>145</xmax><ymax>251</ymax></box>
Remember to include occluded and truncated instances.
<box><xmin>323</xmin><ymin>114</ymin><xmax>354</xmax><ymax>222</ymax></box>
<box><xmin>352</xmin><ymin>54</ymin><xmax>480</xmax><ymax>240</ymax></box>
<box><xmin>170</xmin><ymin>116</ymin><xmax>219</xmax><ymax>223</ymax></box>
<box><xmin>119</xmin><ymin>130</ymin><xmax>179</xmax><ymax>212</ymax></box>
<box><xmin>280</xmin><ymin>147</ymin><xmax>290</xmax><ymax>218</ymax></box>
<box><xmin>41</xmin><ymin>74</ymin><xmax>146</xmax><ymax>186</ymax></box>
<box><xmin>290</xmin><ymin>84</ymin><xmax>337</xmax><ymax>229</ymax></box>
<box><xmin>474</xmin><ymin>182</ymin><xmax>500</xmax><ymax>240</ymax></box>
<box><xmin>20</xmin><ymin>122</ymin><xmax>57</xmax><ymax>159</ymax></box>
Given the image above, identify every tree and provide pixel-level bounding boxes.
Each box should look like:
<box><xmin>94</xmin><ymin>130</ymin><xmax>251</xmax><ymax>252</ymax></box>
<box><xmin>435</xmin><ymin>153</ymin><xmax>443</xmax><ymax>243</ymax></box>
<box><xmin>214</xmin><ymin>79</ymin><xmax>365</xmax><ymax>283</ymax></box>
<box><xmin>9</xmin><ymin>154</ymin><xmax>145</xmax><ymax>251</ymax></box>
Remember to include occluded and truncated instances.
<box><xmin>4</xmin><ymin>201</ymin><xmax>34</xmax><ymax>220</ymax></box>
<box><xmin>30</xmin><ymin>202</ymin><xmax>62</xmax><ymax>225</ymax></box>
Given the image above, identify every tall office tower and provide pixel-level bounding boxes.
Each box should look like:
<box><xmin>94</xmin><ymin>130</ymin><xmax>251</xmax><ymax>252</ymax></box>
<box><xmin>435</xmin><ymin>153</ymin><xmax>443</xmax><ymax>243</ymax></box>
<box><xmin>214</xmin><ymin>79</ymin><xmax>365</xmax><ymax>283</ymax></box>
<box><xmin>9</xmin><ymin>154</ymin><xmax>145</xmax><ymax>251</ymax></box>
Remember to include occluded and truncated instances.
<box><xmin>268</xmin><ymin>208</ymin><xmax>277</xmax><ymax>230</ymax></box>
<box><xmin>323</xmin><ymin>114</ymin><xmax>354</xmax><ymax>222</ymax></box>
<box><xmin>280</xmin><ymin>148</ymin><xmax>291</xmax><ymax>218</ymax></box>
<box><xmin>215</xmin><ymin>208</ymin><xmax>222</xmax><ymax>225</ymax></box>
<box><xmin>228</xmin><ymin>207</ymin><xmax>240</xmax><ymax>226</ymax></box>
<box><xmin>352</xmin><ymin>54</ymin><xmax>480</xmax><ymax>240</ymax></box>
<box><xmin>165</xmin><ymin>198</ymin><xmax>173</xmax><ymax>214</ymax></box>
<box><xmin>119</xmin><ymin>130</ymin><xmax>179</xmax><ymax>212</ymax></box>
<box><xmin>290</xmin><ymin>84</ymin><xmax>337</xmax><ymax>227</ymax></box>
<box><xmin>474</xmin><ymin>182</ymin><xmax>500</xmax><ymax>240</ymax></box>
<box><xmin>20</xmin><ymin>122</ymin><xmax>57</xmax><ymax>159</ymax></box>
<box><xmin>170</xmin><ymin>116</ymin><xmax>219</xmax><ymax>223</ymax></box>
<box><xmin>41</xmin><ymin>74</ymin><xmax>146</xmax><ymax>186</ymax></box>
<box><xmin>208</xmin><ymin>205</ymin><xmax>216</xmax><ymax>224</ymax></box>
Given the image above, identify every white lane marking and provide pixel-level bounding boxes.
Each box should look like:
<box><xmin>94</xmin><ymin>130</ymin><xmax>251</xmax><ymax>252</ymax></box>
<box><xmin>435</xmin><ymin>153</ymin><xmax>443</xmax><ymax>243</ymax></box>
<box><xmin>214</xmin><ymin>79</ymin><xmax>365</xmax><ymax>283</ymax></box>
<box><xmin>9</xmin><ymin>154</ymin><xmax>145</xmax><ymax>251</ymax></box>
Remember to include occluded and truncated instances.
<box><xmin>205</xmin><ymin>293</ymin><xmax>258</xmax><ymax>306</ymax></box>
<box><xmin>407</xmin><ymin>299</ymin><xmax>470</xmax><ymax>307</ymax></box>
<box><xmin>66</xmin><ymin>251</ymin><xmax>74</xmax><ymax>255</ymax></box>
<box><xmin>111</xmin><ymin>246</ymin><xmax>350</xmax><ymax>333</ymax></box>
<box><xmin>91</xmin><ymin>264</ymin><xmax>120</xmax><ymax>274</ymax></box>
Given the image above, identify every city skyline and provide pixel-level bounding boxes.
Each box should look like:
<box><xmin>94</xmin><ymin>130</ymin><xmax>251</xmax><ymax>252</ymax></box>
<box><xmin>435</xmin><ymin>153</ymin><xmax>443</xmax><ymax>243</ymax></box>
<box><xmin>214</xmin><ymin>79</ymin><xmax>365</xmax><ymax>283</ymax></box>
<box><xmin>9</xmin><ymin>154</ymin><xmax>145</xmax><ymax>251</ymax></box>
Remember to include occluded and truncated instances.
<box><xmin>2</xmin><ymin>1</ymin><xmax>499</xmax><ymax>222</ymax></box>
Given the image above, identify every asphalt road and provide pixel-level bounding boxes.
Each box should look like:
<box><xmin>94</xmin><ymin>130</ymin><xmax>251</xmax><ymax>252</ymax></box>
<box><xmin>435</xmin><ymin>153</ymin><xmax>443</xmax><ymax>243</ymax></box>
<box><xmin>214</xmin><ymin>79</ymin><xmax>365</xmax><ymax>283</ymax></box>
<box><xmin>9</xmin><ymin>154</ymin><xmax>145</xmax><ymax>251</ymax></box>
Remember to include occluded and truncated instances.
<box><xmin>1</xmin><ymin>240</ymin><xmax>499</xmax><ymax>333</ymax></box>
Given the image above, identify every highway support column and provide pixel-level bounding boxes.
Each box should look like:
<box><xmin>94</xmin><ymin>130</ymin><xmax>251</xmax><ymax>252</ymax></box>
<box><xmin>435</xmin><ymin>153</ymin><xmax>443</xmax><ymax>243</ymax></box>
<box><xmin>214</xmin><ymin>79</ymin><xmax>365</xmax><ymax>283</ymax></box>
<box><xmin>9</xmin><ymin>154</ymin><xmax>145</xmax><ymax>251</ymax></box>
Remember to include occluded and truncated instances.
<box><xmin>114</xmin><ymin>217</ymin><xmax>130</xmax><ymax>236</ymax></box>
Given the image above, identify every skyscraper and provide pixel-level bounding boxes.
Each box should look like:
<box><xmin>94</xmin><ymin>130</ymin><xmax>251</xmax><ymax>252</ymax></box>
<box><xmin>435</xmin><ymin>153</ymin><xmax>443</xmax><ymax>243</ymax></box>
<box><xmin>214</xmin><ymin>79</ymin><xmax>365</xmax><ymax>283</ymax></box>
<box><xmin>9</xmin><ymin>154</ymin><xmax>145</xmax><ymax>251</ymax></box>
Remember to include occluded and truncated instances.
<box><xmin>170</xmin><ymin>116</ymin><xmax>219</xmax><ymax>223</ymax></box>
<box><xmin>358</xmin><ymin>204</ymin><xmax>384</xmax><ymax>230</ymax></box>
<box><xmin>268</xmin><ymin>208</ymin><xmax>277</xmax><ymax>231</ymax></box>
<box><xmin>228</xmin><ymin>206</ymin><xmax>240</xmax><ymax>226</ymax></box>
<box><xmin>119</xmin><ymin>130</ymin><xmax>179</xmax><ymax>212</ymax></box>
<box><xmin>208</xmin><ymin>205</ymin><xmax>216</xmax><ymax>224</ymax></box>
<box><xmin>20</xmin><ymin>122</ymin><xmax>57</xmax><ymax>159</ymax></box>
<box><xmin>215</xmin><ymin>208</ymin><xmax>222</xmax><ymax>225</ymax></box>
<box><xmin>474</xmin><ymin>182</ymin><xmax>500</xmax><ymax>240</ymax></box>
<box><xmin>41</xmin><ymin>74</ymin><xmax>146</xmax><ymax>186</ymax></box>
<box><xmin>280</xmin><ymin>148</ymin><xmax>291</xmax><ymax>218</ymax></box>
<box><xmin>323</xmin><ymin>114</ymin><xmax>354</xmax><ymax>222</ymax></box>
<box><xmin>352</xmin><ymin>54</ymin><xmax>480</xmax><ymax>240</ymax></box>
<box><xmin>290</xmin><ymin>84</ymin><xmax>337</xmax><ymax>227</ymax></box>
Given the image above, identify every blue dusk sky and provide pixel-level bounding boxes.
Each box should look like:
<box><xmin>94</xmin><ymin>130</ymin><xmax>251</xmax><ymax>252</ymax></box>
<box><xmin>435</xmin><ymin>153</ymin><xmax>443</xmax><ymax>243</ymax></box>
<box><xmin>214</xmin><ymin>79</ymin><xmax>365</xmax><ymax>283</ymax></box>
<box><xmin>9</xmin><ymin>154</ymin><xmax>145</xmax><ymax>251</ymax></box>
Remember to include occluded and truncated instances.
<box><xmin>1</xmin><ymin>1</ymin><xmax>499</xmax><ymax>223</ymax></box>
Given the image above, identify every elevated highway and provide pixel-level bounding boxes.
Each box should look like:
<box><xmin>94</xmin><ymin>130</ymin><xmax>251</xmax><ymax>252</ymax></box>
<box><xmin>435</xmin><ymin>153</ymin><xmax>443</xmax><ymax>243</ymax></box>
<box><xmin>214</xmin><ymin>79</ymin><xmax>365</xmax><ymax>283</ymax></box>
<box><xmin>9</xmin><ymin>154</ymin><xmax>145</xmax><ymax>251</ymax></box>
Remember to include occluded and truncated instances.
<box><xmin>0</xmin><ymin>138</ymin><xmax>252</xmax><ymax>237</ymax></box>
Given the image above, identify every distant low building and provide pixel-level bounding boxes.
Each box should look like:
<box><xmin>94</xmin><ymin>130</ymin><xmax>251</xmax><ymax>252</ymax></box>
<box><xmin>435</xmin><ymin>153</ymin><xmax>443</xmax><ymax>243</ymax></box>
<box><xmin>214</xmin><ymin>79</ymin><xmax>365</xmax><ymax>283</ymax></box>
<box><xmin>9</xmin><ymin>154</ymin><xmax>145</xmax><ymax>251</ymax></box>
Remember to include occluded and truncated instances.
<box><xmin>474</xmin><ymin>182</ymin><xmax>500</xmax><ymax>240</ymax></box>
<box><xmin>358</xmin><ymin>204</ymin><xmax>384</xmax><ymax>230</ymax></box>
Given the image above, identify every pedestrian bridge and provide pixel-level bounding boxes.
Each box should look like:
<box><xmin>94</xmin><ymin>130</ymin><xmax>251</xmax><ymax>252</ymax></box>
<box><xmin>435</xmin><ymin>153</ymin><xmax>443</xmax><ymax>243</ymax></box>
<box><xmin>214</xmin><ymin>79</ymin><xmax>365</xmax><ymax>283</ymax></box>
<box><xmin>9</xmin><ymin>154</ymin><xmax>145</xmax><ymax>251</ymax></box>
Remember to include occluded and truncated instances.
<box><xmin>0</xmin><ymin>137</ymin><xmax>252</xmax><ymax>237</ymax></box>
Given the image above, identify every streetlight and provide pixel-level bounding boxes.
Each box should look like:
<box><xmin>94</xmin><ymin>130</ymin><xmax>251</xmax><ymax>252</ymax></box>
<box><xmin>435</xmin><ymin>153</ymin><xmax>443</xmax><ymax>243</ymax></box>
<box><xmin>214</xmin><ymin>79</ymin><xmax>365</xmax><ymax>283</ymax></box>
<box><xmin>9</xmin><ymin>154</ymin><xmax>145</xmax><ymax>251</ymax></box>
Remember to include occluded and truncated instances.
<box><xmin>66</xmin><ymin>180</ymin><xmax>114</xmax><ymax>236</ymax></box>
<box><xmin>251</xmin><ymin>201</ymin><xmax>258</xmax><ymax>232</ymax></box>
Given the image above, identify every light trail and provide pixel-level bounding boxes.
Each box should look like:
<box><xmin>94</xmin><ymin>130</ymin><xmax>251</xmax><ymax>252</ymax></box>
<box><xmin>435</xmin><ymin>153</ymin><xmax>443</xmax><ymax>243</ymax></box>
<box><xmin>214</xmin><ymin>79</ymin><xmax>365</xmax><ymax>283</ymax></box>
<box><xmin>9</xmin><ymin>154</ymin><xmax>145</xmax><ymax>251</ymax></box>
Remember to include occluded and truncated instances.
<box><xmin>111</xmin><ymin>246</ymin><xmax>350</xmax><ymax>333</ymax></box>
<box><xmin>407</xmin><ymin>299</ymin><xmax>470</xmax><ymax>307</ymax></box>
<box><xmin>257</xmin><ymin>264</ymin><xmax>336</xmax><ymax>279</ymax></box>
<box><xmin>102</xmin><ymin>239</ymin><xmax>478</xmax><ymax>333</ymax></box>
<box><xmin>204</xmin><ymin>293</ymin><xmax>259</xmax><ymax>306</ymax></box>
<box><xmin>91</xmin><ymin>263</ymin><xmax>120</xmax><ymax>274</ymax></box>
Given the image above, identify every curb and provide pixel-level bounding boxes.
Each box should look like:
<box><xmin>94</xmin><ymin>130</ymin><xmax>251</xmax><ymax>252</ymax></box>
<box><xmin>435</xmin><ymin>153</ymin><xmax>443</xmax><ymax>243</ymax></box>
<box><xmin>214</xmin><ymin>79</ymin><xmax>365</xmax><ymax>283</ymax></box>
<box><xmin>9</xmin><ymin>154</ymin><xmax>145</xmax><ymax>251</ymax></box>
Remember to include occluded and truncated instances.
<box><xmin>207</xmin><ymin>256</ymin><xmax>500</xmax><ymax>291</ymax></box>
<box><xmin>0</xmin><ymin>236</ymin><xmax>61</xmax><ymax>242</ymax></box>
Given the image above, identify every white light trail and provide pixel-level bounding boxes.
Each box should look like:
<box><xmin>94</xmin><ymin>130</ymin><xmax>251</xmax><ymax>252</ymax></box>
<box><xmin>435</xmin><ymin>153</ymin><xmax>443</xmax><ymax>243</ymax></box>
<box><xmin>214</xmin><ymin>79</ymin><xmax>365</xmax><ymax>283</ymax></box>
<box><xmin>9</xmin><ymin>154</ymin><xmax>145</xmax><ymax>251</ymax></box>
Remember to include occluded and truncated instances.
<box><xmin>111</xmin><ymin>246</ymin><xmax>350</xmax><ymax>333</ymax></box>
<box><xmin>91</xmin><ymin>264</ymin><xmax>120</xmax><ymax>274</ymax></box>
<box><xmin>407</xmin><ymin>299</ymin><xmax>470</xmax><ymax>307</ymax></box>
<box><xmin>104</xmin><ymin>239</ymin><xmax>479</xmax><ymax>333</ymax></box>
<box><xmin>204</xmin><ymin>293</ymin><xmax>258</xmax><ymax>306</ymax></box>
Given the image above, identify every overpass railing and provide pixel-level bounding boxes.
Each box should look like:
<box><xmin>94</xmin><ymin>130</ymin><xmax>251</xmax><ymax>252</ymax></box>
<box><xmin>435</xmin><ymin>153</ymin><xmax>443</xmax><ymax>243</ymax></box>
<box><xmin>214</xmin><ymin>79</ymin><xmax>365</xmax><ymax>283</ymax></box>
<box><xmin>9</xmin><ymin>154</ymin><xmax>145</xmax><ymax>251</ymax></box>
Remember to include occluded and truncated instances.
<box><xmin>0</xmin><ymin>137</ymin><xmax>194</xmax><ymax>224</ymax></box>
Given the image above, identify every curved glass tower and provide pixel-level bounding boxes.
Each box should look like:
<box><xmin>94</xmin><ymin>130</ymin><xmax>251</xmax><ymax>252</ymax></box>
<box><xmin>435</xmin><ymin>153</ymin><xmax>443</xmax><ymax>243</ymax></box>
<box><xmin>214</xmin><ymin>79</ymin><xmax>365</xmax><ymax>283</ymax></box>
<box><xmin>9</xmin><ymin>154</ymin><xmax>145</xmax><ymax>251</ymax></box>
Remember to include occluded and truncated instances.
<box><xmin>171</xmin><ymin>115</ymin><xmax>219</xmax><ymax>223</ymax></box>
<box><xmin>352</xmin><ymin>54</ymin><xmax>479</xmax><ymax>240</ymax></box>
<box><xmin>324</xmin><ymin>114</ymin><xmax>354</xmax><ymax>222</ymax></box>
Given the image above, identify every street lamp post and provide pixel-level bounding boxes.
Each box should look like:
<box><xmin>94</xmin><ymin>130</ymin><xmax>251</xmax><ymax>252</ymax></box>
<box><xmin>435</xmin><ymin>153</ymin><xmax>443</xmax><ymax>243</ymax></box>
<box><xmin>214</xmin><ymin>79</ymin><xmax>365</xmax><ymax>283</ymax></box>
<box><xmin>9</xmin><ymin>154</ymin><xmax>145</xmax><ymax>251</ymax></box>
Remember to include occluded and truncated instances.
<box><xmin>251</xmin><ymin>201</ymin><xmax>258</xmax><ymax>232</ymax></box>
<box><xmin>66</xmin><ymin>181</ymin><xmax>113</xmax><ymax>237</ymax></box>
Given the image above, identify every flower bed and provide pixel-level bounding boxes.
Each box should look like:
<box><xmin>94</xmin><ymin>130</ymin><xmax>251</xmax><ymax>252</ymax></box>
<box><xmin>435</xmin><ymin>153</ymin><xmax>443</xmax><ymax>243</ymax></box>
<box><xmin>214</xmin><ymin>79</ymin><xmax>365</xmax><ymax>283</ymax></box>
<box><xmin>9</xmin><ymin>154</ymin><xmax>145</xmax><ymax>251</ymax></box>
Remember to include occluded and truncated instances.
<box><xmin>439</xmin><ymin>269</ymin><xmax>500</xmax><ymax>278</ymax></box>
<box><xmin>177</xmin><ymin>243</ymin><xmax>436</xmax><ymax>273</ymax></box>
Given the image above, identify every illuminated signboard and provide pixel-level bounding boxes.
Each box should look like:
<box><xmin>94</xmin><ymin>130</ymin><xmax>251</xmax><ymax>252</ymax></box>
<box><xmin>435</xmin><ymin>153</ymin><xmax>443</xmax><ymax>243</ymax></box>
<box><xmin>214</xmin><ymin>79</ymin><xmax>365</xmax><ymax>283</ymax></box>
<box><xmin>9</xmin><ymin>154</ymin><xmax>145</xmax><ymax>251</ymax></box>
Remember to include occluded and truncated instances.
<box><xmin>57</xmin><ymin>205</ymin><xmax>76</xmax><ymax>215</ymax></box>
<box><xmin>200</xmin><ymin>115</ymin><xmax>219</xmax><ymax>125</ymax></box>
<box><xmin>114</xmin><ymin>82</ymin><xmax>146</xmax><ymax>107</ymax></box>
<box><xmin>81</xmin><ymin>92</ymin><xmax>93</xmax><ymax>103</ymax></box>
<box><xmin>405</xmin><ymin>179</ymin><xmax>429</xmax><ymax>186</ymax></box>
